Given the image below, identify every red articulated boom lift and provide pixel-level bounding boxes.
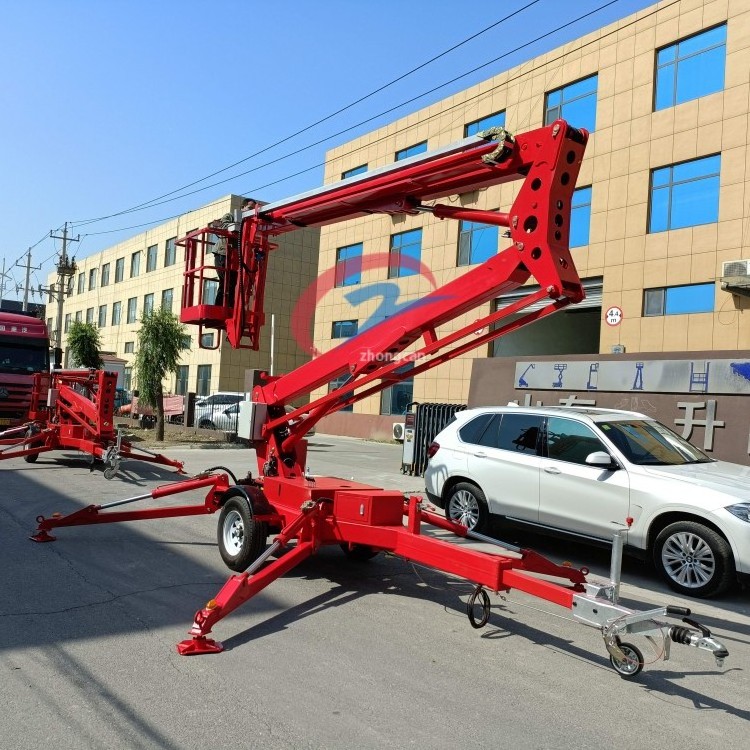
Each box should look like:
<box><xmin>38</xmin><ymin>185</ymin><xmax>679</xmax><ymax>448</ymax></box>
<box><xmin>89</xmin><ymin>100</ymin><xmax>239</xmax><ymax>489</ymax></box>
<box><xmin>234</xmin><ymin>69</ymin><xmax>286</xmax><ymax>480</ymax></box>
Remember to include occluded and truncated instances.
<box><xmin>1</xmin><ymin>368</ymin><xmax>184</xmax><ymax>479</ymax></box>
<box><xmin>31</xmin><ymin>121</ymin><xmax>728</xmax><ymax>677</ymax></box>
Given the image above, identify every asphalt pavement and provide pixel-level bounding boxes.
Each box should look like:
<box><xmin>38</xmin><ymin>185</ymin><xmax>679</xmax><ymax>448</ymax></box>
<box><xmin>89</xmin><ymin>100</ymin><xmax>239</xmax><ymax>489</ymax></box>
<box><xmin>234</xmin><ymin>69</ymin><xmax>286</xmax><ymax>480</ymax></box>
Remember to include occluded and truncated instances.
<box><xmin>1</xmin><ymin>435</ymin><xmax>748</xmax><ymax>749</ymax></box>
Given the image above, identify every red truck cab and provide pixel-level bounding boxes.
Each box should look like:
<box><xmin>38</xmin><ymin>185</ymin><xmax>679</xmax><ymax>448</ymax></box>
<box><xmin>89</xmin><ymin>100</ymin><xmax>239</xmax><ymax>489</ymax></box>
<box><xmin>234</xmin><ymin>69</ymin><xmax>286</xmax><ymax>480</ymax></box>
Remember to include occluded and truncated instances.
<box><xmin>0</xmin><ymin>312</ymin><xmax>50</xmax><ymax>427</ymax></box>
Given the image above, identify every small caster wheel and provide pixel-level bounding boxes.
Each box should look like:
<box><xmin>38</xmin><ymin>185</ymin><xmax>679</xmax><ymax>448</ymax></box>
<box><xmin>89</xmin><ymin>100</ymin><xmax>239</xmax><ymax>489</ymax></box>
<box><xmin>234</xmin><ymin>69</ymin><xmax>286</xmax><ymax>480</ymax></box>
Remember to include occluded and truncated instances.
<box><xmin>103</xmin><ymin>458</ymin><xmax>121</xmax><ymax>480</ymax></box>
<box><xmin>610</xmin><ymin>641</ymin><xmax>644</xmax><ymax>678</ymax></box>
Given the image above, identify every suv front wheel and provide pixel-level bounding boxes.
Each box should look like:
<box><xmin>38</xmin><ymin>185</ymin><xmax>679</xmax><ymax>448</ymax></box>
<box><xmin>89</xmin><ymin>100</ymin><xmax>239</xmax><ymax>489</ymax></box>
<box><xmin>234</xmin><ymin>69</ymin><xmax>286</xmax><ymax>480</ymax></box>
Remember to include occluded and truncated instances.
<box><xmin>653</xmin><ymin>521</ymin><xmax>734</xmax><ymax>598</ymax></box>
<box><xmin>445</xmin><ymin>482</ymin><xmax>490</xmax><ymax>534</ymax></box>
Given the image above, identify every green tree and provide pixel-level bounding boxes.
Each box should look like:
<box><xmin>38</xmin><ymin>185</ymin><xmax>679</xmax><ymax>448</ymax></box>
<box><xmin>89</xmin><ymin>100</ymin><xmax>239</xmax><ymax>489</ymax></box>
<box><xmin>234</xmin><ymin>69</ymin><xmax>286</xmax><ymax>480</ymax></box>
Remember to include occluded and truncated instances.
<box><xmin>67</xmin><ymin>321</ymin><xmax>103</xmax><ymax>369</ymax></box>
<box><xmin>134</xmin><ymin>307</ymin><xmax>187</xmax><ymax>441</ymax></box>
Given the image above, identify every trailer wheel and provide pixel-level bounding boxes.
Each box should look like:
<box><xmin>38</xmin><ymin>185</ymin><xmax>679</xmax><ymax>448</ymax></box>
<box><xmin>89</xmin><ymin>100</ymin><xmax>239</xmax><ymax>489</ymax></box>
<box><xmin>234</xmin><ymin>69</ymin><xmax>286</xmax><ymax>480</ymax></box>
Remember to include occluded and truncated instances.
<box><xmin>23</xmin><ymin>428</ymin><xmax>39</xmax><ymax>463</ymax></box>
<box><xmin>340</xmin><ymin>543</ymin><xmax>380</xmax><ymax>561</ymax></box>
<box><xmin>446</xmin><ymin>482</ymin><xmax>489</xmax><ymax>534</ymax></box>
<box><xmin>609</xmin><ymin>641</ymin><xmax>644</xmax><ymax>678</ymax></box>
<box><xmin>218</xmin><ymin>492</ymin><xmax>268</xmax><ymax>572</ymax></box>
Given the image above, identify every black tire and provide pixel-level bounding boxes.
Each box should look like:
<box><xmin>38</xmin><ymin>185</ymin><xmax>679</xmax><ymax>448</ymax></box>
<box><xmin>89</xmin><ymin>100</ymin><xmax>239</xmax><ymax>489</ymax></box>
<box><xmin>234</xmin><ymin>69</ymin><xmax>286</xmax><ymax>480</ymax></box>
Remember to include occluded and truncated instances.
<box><xmin>610</xmin><ymin>641</ymin><xmax>644</xmax><ymax>678</ymax></box>
<box><xmin>199</xmin><ymin>419</ymin><xmax>216</xmax><ymax>430</ymax></box>
<box><xmin>340</xmin><ymin>543</ymin><xmax>380</xmax><ymax>561</ymax></box>
<box><xmin>653</xmin><ymin>520</ymin><xmax>735</xmax><ymax>598</ymax></box>
<box><xmin>217</xmin><ymin>493</ymin><xmax>268</xmax><ymax>572</ymax></box>
<box><xmin>24</xmin><ymin>428</ymin><xmax>39</xmax><ymax>463</ymax></box>
<box><xmin>445</xmin><ymin>482</ymin><xmax>490</xmax><ymax>534</ymax></box>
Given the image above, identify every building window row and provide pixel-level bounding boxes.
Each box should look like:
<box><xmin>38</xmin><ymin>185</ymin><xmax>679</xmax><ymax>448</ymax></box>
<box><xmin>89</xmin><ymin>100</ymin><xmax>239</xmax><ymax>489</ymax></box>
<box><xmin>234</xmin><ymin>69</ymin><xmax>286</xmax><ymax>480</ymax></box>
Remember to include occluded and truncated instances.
<box><xmin>66</xmin><ymin>289</ymin><xmax>174</xmax><ymax>329</ymax></box>
<box><xmin>76</xmin><ymin>238</ymin><xmax>180</xmax><ymax>294</ymax></box>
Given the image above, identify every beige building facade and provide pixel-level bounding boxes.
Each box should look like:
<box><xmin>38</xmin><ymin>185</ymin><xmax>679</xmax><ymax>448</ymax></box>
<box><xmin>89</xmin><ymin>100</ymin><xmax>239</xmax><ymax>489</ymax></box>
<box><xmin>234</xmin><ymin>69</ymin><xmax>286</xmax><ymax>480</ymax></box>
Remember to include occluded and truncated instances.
<box><xmin>50</xmin><ymin>195</ymin><xmax>319</xmax><ymax>398</ymax></box>
<box><xmin>311</xmin><ymin>0</ymin><xmax>750</xmax><ymax>440</ymax></box>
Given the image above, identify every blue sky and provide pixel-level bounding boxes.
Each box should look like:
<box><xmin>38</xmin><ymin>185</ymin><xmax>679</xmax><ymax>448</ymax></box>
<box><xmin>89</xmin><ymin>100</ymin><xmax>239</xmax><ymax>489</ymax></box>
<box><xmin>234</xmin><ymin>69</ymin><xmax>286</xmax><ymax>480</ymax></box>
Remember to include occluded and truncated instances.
<box><xmin>0</xmin><ymin>0</ymin><xmax>656</xmax><ymax>300</ymax></box>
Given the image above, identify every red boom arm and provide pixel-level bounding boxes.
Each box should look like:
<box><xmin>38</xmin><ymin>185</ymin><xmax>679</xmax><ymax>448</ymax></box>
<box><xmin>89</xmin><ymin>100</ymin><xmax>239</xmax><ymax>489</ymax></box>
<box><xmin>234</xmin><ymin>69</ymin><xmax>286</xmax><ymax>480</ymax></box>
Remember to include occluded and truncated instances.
<box><xmin>180</xmin><ymin>121</ymin><xmax>588</xmax><ymax>479</ymax></box>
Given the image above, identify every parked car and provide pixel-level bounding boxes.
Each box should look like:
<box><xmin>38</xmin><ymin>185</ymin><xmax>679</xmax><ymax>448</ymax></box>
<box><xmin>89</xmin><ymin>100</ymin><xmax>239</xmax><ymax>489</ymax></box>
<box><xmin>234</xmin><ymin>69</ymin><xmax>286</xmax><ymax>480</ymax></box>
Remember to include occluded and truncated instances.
<box><xmin>200</xmin><ymin>402</ymin><xmax>316</xmax><ymax>438</ymax></box>
<box><xmin>194</xmin><ymin>392</ymin><xmax>246</xmax><ymax>429</ymax></box>
<box><xmin>424</xmin><ymin>405</ymin><xmax>750</xmax><ymax>598</ymax></box>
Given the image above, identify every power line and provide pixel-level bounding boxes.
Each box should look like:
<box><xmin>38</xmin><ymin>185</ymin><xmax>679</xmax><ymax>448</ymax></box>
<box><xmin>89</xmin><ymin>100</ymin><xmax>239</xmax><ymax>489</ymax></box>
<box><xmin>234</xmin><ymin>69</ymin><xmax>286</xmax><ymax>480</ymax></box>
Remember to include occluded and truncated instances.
<box><xmin>75</xmin><ymin>0</ymin><xmax>631</xmax><ymax>236</ymax></box>
<box><xmin>69</xmin><ymin>1</ymin><xmax>543</xmax><ymax>227</ymax></box>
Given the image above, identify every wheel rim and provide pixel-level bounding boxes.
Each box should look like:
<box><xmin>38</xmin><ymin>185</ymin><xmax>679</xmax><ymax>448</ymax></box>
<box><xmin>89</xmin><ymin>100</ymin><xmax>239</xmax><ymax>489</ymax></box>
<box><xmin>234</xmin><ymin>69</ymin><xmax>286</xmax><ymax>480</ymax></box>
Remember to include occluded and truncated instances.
<box><xmin>448</xmin><ymin>489</ymin><xmax>480</xmax><ymax>529</ymax></box>
<box><xmin>661</xmin><ymin>531</ymin><xmax>716</xmax><ymax>589</ymax></box>
<box><xmin>222</xmin><ymin>509</ymin><xmax>245</xmax><ymax>555</ymax></box>
<box><xmin>611</xmin><ymin>644</ymin><xmax>642</xmax><ymax>676</ymax></box>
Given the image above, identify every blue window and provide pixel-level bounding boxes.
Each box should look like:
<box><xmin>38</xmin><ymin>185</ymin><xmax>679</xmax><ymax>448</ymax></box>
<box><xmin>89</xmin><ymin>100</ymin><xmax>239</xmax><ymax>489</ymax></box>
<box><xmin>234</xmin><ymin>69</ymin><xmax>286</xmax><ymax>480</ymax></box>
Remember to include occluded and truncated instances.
<box><xmin>395</xmin><ymin>141</ymin><xmax>427</xmax><ymax>161</ymax></box>
<box><xmin>649</xmin><ymin>155</ymin><xmax>720</xmax><ymax>233</ymax></box>
<box><xmin>331</xmin><ymin>320</ymin><xmax>358</xmax><ymax>339</ymax></box>
<box><xmin>570</xmin><ymin>186</ymin><xmax>592</xmax><ymax>248</ymax></box>
<box><xmin>644</xmin><ymin>283</ymin><xmax>714</xmax><ymax>316</ymax></box>
<box><xmin>342</xmin><ymin>164</ymin><xmax>367</xmax><ymax>179</ymax></box>
<box><xmin>458</xmin><ymin>220</ymin><xmax>498</xmax><ymax>266</ymax></box>
<box><xmin>655</xmin><ymin>25</ymin><xmax>726</xmax><ymax>110</ymax></box>
<box><xmin>335</xmin><ymin>243</ymin><xmax>362</xmax><ymax>287</ymax></box>
<box><xmin>329</xmin><ymin>374</ymin><xmax>354</xmax><ymax>412</ymax></box>
<box><xmin>389</xmin><ymin>228</ymin><xmax>422</xmax><ymax>278</ymax></box>
<box><xmin>465</xmin><ymin>111</ymin><xmax>506</xmax><ymax>137</ymax></box>
<box><xmin>545</xmin><ymin>75</ymin><xmax>597</xmax><ymax>132</ymax></box>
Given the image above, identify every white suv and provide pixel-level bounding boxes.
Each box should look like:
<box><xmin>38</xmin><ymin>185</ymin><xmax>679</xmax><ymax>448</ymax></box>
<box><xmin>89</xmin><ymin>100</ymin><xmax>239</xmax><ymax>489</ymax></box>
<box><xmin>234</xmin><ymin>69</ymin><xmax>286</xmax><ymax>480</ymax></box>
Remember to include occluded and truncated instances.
<box><xmin>424</xmin><ymin>405</ymin><xmax>750</xmax><ymax>598</ymax></box>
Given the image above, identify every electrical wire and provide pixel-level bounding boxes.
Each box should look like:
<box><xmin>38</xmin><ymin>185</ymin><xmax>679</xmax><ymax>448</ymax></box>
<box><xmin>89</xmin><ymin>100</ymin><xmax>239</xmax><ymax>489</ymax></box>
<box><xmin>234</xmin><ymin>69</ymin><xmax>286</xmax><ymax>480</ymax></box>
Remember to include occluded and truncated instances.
<box><xmin>69</xmin><ymin>1</ymin><xmax>542</xmax><ymax>227</ymax></box>
<box><xmin>70</xmin><ymin>0</ymin><xmax>628</xmax><ymax>238</ymax></box>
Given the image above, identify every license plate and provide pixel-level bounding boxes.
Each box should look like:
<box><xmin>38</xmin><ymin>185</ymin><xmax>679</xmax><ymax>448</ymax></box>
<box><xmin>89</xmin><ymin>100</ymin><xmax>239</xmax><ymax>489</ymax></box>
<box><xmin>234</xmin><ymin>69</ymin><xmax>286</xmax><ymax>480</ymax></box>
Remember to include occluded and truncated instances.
<box><xmin>0</xmin><ymin>418</ymin><xmax>13</xmax><ymax>425</ymax></box>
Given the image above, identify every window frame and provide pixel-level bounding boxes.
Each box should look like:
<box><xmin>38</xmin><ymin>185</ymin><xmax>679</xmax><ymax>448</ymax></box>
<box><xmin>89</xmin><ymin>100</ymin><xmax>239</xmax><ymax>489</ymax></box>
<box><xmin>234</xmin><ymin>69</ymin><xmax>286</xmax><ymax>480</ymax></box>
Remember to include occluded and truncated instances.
<box><xmin>334</xmin><ymin>242</ymin><xmax>363</xmax><ymax>288</ymax></box>
<box><xmin>648</xmin><ymin>154</ymin><xmax>721</xmax><ymax>233</ymax></box>
<box><xmin>331</xmin><ymin>319</ymin><xmax>359</xmax><ymax>339</ymax></box>
<box><xmin>464</xmin><ymin>110</ymin><xmax>506</xmax><ymax>137</ymax></box>
<box><xmin>164</xmin><ymin>237</ymin><xmax>177</xmax><ymax>267</ymax></box>
<box><xmin>115</xmin><ymin>257</ymin><xmax>125</xmax><ymax>283</ymax></box>
<box><xmin>654</xmin><ymin>24</ymin><xmax>727</xmax><ymax>111</ymax></box>
<box><xmin>643</xmin><ymin>282</ymin><xmax>715</xmax><ymax>316</ymax></box>
<box><xmin>146</xmin><ymin>243</ymin><xmax>158</xmax><ymax>272</ymax></box>
<box><xmin>101</xmin><ymin>263</ymin><xmax>110</xmax><ymax>287</ymax></box>
<box><xmin>111</xmin><ymin>301</ymin><xmax>122</xmax><ymax>326</ymax></box>
<box><xmin>457</xmin><ymin>219</ymin><xmax>499</xmax><ymax>266</ymax></box>
<box><xmin>395</xmin><ymin>141</ymin><xmax>427</xmax><ymax>162</ymax></box>
<box><xmin>126</xmin><ymin>297</ymin><xmax>138</xmax><ymax>324</ymax></box>
<box><xmin>389</xmin><ymin>228</ymin><xmax>422</xmax><ymax>279</ymax></box>
<box><xmin>130</xmin><ymin>251</ymin><xmax>140</xmax><ymax>278</ymax></box>
<box><xmin>342</xmin><ymin>164</ymin><xmax>367</xmax><ymax>179</ymax></box>
<box><xmin>544</xmin><ymin>74</ymin><xmax>598</xmax><ymax>132</ymax></box>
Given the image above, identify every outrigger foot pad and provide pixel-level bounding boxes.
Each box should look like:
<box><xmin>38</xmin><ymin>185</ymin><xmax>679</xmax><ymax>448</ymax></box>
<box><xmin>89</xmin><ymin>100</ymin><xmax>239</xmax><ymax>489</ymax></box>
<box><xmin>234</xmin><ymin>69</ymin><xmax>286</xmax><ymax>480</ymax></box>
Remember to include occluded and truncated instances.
<box><xmin>30</xmin><ymin>530</ymin><xmax>56</xmax><ymax>543</ymax></box>
<box><xmin>176</xmin><ymin>636</ymin><xmax>224</xmax><ymax>655</ymax></box>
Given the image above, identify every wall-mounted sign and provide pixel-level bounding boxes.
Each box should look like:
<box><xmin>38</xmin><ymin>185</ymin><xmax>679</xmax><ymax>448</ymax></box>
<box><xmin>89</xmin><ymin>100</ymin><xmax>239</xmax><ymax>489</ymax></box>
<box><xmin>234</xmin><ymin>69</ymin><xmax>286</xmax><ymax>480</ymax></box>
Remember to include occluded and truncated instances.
<box><xmin>515</xmin><ymin>358</ymin><xmax>750</xmax><ymax>394</ymax></box>
<box><xmin>605</xmin><ymin>306</ymin><xmax>623</xmax><ymax>326</ymax></box>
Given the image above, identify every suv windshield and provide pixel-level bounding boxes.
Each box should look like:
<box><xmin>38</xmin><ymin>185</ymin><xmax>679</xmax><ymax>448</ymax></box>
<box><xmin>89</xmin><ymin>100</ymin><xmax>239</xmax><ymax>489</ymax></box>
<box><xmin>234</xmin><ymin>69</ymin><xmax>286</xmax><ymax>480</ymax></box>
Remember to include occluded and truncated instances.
<box><xmin>598</xmin><ymin>420</ymin><xmax>712</xmax><ymax>466</ymax></box>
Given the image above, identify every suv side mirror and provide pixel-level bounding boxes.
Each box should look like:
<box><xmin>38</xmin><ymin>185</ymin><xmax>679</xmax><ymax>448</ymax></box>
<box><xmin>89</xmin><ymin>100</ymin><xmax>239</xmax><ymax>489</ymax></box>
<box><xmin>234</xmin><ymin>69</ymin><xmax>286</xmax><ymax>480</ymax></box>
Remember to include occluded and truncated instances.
<box><xmin>586</xmin><ymin>451</ymin><xmax>619</xmax><ymax>470</ymax></box>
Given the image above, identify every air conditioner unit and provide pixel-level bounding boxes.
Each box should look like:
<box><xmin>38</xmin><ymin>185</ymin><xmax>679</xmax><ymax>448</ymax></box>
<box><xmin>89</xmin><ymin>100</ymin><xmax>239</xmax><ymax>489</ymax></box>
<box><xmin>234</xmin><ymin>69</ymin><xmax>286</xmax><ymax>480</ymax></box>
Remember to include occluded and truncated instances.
<box><xmin>392</xmin><ymin>422</ymin><xmax>406</xmax><ymax>441</ymax></box>
<box><xmin>721</xmin><ymin>260</ymin><xmax>750</xmax><ymax>297</ymax></box>
<box><xmin>722</xmin><ymin>259</ymin><xmax>750</xmax><ymax>277</ymax></box>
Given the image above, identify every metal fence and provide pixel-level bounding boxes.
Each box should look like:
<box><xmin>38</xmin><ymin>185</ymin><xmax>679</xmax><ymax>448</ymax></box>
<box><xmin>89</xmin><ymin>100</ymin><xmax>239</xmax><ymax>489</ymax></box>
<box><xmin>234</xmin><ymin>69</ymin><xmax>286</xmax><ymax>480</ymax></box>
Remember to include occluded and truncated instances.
<box><xmin>401</xmin><ymin>402</ymin><xmax>466</xmax><ymax>476</ymax></box>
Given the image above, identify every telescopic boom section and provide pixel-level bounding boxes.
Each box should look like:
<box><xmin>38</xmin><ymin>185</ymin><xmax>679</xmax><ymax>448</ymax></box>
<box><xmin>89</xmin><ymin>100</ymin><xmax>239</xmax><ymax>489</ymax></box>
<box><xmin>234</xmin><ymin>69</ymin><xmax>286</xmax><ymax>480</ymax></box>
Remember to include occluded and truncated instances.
<box><xmin>179</xmin><ymin>120</ymin><xmax>588</xmax><ymax>477</ymax></box>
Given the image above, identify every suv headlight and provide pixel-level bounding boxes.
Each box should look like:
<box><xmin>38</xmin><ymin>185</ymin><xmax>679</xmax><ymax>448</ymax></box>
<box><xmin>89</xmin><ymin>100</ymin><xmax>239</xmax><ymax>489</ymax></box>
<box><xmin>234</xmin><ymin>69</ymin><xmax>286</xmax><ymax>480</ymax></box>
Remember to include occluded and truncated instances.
<box><xmin>726</xmin><ymin>503</ymin><xmax>750</xmax><ymax>523</ymax></box>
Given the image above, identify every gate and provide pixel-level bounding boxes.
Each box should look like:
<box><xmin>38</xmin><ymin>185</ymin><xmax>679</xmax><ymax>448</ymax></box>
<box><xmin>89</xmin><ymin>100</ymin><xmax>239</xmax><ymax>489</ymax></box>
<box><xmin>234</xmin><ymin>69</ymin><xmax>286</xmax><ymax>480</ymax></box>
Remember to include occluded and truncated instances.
<box><xmin>401</xmin><ymin>402</ymin><xmax>466</xmax><ymax>476</ymax></box>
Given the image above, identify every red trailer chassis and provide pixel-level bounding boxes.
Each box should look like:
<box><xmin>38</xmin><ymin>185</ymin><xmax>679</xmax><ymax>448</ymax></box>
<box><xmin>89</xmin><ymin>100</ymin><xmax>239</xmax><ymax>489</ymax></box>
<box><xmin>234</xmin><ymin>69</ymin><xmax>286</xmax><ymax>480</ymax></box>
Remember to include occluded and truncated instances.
<box><xmin>1</xmin><ymin>369</ymin><xmax>183</xmax><ymax>479</ymax></box>
<box><xmin>30</xmin><ymin>121</ymin><xmax>729</xmax><ymax>676</ymax></box>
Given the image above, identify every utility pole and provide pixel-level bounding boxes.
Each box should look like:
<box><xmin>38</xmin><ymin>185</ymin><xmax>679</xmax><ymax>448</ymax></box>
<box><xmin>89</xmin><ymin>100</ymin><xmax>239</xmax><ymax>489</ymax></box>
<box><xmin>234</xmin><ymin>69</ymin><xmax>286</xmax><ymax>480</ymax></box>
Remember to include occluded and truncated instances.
<box><xmin>0</xmin><ymin>257</ymin><xmax>11</xmax><ymax>309</ymax></box>
<box><xmin>15</xmin><ymin>247</ymin><xmax>42</xmax><ymax>312</ymax></box>
<box><xmin>48</xmin><ymin>223</ymin><xmax>79</xmax><ymax>354</ymax></box>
